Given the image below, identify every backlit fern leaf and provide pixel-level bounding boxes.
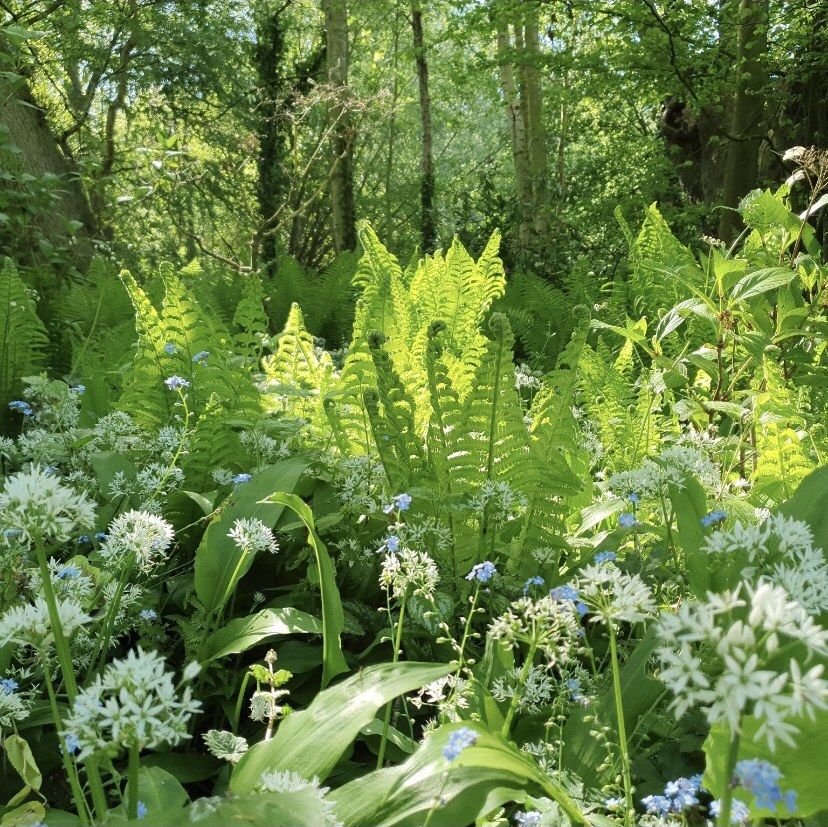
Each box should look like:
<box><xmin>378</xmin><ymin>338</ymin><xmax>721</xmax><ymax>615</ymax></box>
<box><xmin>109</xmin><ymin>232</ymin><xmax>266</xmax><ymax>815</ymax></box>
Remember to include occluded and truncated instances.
<box><xmin>0</xmin><ymin>258</ymin><xmax>48</xmax><ymax>430</ymax></box>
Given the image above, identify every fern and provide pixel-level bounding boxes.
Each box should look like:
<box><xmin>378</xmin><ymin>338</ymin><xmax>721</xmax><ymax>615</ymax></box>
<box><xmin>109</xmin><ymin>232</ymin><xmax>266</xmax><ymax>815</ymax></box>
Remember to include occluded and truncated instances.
<box><xmin>0</xmin><ymin>258</ymin><xmax>48</xmax><ymax>430</ymax></box>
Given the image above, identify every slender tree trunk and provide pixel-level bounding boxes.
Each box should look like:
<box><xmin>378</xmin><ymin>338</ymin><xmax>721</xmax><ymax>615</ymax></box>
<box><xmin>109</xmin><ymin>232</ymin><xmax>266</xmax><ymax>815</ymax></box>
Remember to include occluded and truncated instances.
<box><xmin>384</xmin><ymin>1</ymin><xmax>402</xmax><ymax>238</ymax></box>
<box><xmin>323</xmin><ymin>0</ymin><xmax>357</xmax><ymax>252</ymax></box>
<box><xmin>718</xmin><ymin>0</ymin><xmax>769</xmax><ymax>241</ymax></box>
<box><xmin>520</xmin><ymin>3</ymin><xmax>551</xmax><ymax>252</ymax></box>
<box><xmin>411</xmin><ymin>0</ymin><xmax>437</xmax><ymax>252</ymax></box>
<box><xmin>496</xmin><ymin>21</ymin><xmax>533</xmax><ymax>253</ymax></box>
<box><xmin>254</xmin><ymin>9</ymin><xmax>289</xmax><ymax>276</ymax></box>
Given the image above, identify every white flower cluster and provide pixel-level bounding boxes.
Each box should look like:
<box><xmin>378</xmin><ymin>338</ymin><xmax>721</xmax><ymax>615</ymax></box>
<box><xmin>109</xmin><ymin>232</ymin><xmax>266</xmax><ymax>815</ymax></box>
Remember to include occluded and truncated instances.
<box><xmin>577</xmin><ymin>564</ymin><xmax>656</xmax><ymax>625</ymax></box>
<box><xmin>704</xmin><ymin>514</ymin><xmax>828</xmax><ymax>614</ymax></box>
<box><xmin>258</xmin><ymin>770</ymin><xmax>342</xmax><ymax>827</ymax></box>
<box><xmin>0</xmin><ymin>466</ymin><xmax>96</xmax><ymax>546</ymax></box>
<box><xmin>466</xmin><ymin>480</ymin><xmax>528</xmax><ymax>522</ymax></box>
<box><xmin>656</xmin><ymin>582</ymin><xmax>828</xmax><ymax>749</ymax></box>
<box><xmin>492</xmin><ymin>665</ymin><xmax>555</xmax><ymax>713</ymax></box>
<box><xmin>409</xmin><ymin>674</ymin><xmax>470</xmax><ymax>721</ymax></box>
<box><xmin>63</xmin><ymin>647</ymin><xmax>201</xmax><ymax>759</ymax></box>
<box><xmin>99</xmin><ymin>510</ymin><xmax>175</xmax><ymax>572</ymax></box>
<box><xmin>228</xmin><ymin>518</ymin><xmax>278</xmax><ymax>556</ymax></box>
<box><xmin>379</xmin><ymin>548</ymin><xmax>439</xmax><ymax>600</ymax></box>
<box><xmin>608</xmin><ymin>444</ymin><xmax>719</xmax><ymax>498</ymax></box>
<box><xmin>488</xmin><ymin>595</ymin><xmax>581</xmax><ymax>664</ymax></box>
<box><xmin>0</xmin><ymin>596</ymin><xmax>90</xmax><ymax>648</ymax></box>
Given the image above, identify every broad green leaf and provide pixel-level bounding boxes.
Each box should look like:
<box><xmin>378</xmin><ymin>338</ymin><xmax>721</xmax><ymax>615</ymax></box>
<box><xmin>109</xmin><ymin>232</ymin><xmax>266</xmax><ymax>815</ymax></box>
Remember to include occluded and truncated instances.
<box><xmin>3</xmin><ymin>735</ymin><xmax>41</xmax><ymax>807</ymax></box>
<box><xmin>1</xmin><ymin>801</ymin><xmax>47</xmax><ymax>826</ymax></box>
<box><xmin>330</xmin><ymin>723</ymin><xmax>588</xmax><ymax>826</ymax></box>
<box><xmin>780</xmin><ymin>466</ymin><xmax>828</xmax><ymax>557</ymax></box>
<box><xmin>703</xmin><ymin>708</ymin><xmax>828</xmax><ymax>818</ymax></box>
<box><xmin>123</xmin><ymin>766</ymin><xmax>189</xmax><ymax>820</ymax></box>
<box><xmin>577</xmin><ymin>499</ymin><xmax>625</xmax><ymax>535</ymax></box>
<box><xmin>194</xmin><ymin>457</ymin><xmax>310</xmax><ymax>614</ymax></box>
<box><xmin>200</xmin><ymin>607</ymin><xmax>322</xmax><ymax>663</ymax></box>
<box><xmin>229</xmin><ymin>661</ymin><xmax>452</xmax><ymax>793</ymax></box>
<box><xmin>140</xmin><ymin>753</ymin><xmax>222</xmax><ymax>784</ymax></box>
<box><xmin>730</xmin><ymin>267</ymin><xmax>797</xmax><ymax>302</ymax></box>
<box><xmin>669</xmin><ymin>476</ymin><xmax>709</xmax><ymax>596</ymax></box>
<box><xmin>259</xmin><ymin>492</ymin><xmax>348</xmax><ymax>686</ymax></box>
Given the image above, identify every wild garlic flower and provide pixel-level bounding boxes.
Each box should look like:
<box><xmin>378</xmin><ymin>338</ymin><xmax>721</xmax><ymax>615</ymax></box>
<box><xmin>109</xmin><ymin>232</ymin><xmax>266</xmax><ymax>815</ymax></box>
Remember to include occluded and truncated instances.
<box><xmin>62</xmin><ymin>647</ymin><xmax>201</xmax><ymax>760</ymax></box>
<box><xmin>492</xmin><ymin>665</ymin><xmax>555</xmax><ymax>713</ymax></box>
<box><xmin>0</xmin><ymin>466</ymin><xmax>96</xmax><ymax>546</ymax></box>
<box><xmin>409</xmin><ymin>675</ymin><xmax>470</xmax><ymax>720</ymax></box>
<box><xmin>99</xmin><ymin>510</ymin><xmax>174</xmax><ymax>572</ymax></box>
<box><xmin>488</xmin><ymin>595</ymin><xmax>581</xmax><ymax>664</ymax></box>
<box><xmin>608</xmin><ymin>444</ymin><xmax>719</xmax><ymax>499</ymax></box>
<box><xmin>203</xmin><ymin>729</ymin><xmax>249</xmax><ymax>764</ymax></box>
<box><xmin>258</xmin><ymin>771</ymin><xmax>343</xmax><ymax>827</ymax></box>
<box><xmin>576</xmin><ymin>563</ymin><xmax>655</xmax><ymax>625</ymax></box>
<box><xmin>704</xmin><ymin>514</ymin><xmax>828</xmax><ymax>614</ymax></box>
<box><xmin>0</xmin><ymin>596</ymin><xmax>90</xmax><ymax>648</ymax></box>
<box><xmin>379</xmin><ymin>548</ymin><xmax>439</xmax><ymax>600</ymax></box>
<box><xmin>0</xmin><ymin>679</ymin><xmax>32</xmax><ymax>728</ymax></box>
<box><xmin>228</xmin><ymin>518</ymin><xmax>278</xmax><ymax>555</ymax></box>
<box><xmin>27</xmin><ymin>558</ymin><xmax>95</xmax><ymax>601</ymax></box>
<box><xmin>466</xmin><ymin>481</ymin><xmax>528</xmax><ymax>521</ymax></box>
<box><xmin>656</xmin><ymin>582</ymin><xmax>828</xmax><ymax>749</ymax></box>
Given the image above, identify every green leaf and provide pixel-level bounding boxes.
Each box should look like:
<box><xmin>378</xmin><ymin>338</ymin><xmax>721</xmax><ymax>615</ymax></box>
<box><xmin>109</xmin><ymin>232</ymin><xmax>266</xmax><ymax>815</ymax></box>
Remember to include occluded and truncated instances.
<box><xmin>330</xmin><ymin>723</ymin><xmax>588</xmax><ymax>826</ymax></box>
<box><xmin>123</xmin><ymin>767</ymin><xmax>189</xmax><ymax>820</ymax></box>
<box><xmin>140</xmin><ymin>754</ymin><xmax>222</xmax><ymax>784</ymax></box>
<box><xmin>200</xmin><ymin>607</ymin><xmax>322</xmax><ymax>663</ymax></box>
<box><xmin>229</xmin><ymin>661</ymin><xmax>452</xmax><ymax>794</ymax></box>
<box><xmin>780</xmin><ymin>466</ymin><xmax>828</xmax><ymax>555</ymax></box>
<box><xmin>3</xmin><ymin>735</ymin><xmax>41</xmax><ymax>807</ymax></box>
<box><xmin>669</xmin><ymin>476</ymin><xmax>709</xmax><ymax>596</ymax></box>
<box><xmin>194</xmin><ymin>457</ymin><xmax>310</xmax><ymax>614</ymax></box>
<box><xmin>730</xmin><ymin>267</ymin><xmax>797</xmax><ymax>302</ymax></box>
<box><xmin>703</xmin><ymin>708</ymin><xmax>828</xmax><ymax>818</ymax></box>
<box><xmin>258</xmin><ymin>492</ymin><xmax>348</xmax><ymax>687</ymax></box>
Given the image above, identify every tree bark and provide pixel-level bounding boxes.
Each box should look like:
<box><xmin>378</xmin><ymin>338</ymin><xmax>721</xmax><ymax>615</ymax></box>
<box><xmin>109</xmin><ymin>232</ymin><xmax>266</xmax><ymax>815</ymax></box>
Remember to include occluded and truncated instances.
<box><xmin>323</xmin><ymin>0</ymin><xmax>357</xmax><ymax>252</ymax></box>
<box><xmin>520</xmin><ymin>3</ymin><xmax>551</xmax><ymax>254</ymax></box>
<box><xmin>411</xmin><ymin>0</ymin><xmax>437</xmax><ymax>253</ymax></box>
<box><xmin>718</xmin><ymin>0</ymin><xmax>769</xmax><ymax>241</ymax></box>
<box><xmin>496</xmin><ymin>21</ymin><xmax>533</xmax><ymax>254</ymax></box>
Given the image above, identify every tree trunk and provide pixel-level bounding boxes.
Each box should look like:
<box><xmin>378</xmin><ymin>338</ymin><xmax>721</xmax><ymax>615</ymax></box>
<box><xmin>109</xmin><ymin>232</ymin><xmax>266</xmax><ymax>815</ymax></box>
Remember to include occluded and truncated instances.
<box><xmin>520</xmin><ymin>3</ymin><xmax>551</xmax><ymax>253</ymax></box>
<box><xmin>496</xmin><ymin>21</ymin><xmax>533</xmax><ymax>254</ymax></box>
<box><xmin>411</xmin><ymin>0</ymin><xmax>437</xmax><ymax>253</ymax></box>
<box><xmin>0</xmin><ymin>36</ymin><xmax>95</xmax><ymax>269</ymax></box>
<box><xmin>718</xmin><ymin>0</ymin><xmax>769</xmax><ymax>241</ymax></box>
<box><xmin>323</xmin><ymin>0</ymin><xmax>357</xmax><ymax>252</ymax></box>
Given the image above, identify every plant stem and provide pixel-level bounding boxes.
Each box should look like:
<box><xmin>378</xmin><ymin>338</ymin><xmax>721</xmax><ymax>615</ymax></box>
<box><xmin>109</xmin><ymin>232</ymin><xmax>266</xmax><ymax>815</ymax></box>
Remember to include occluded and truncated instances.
<box><xmin>717</xmin><ymin>726</ymin><xmax>742</xmax><ymax>827</ymax></box>
<box><xmin>128</xmin><ymin>744</ymin><xmax>140</xmax><ymax>820</ymax></box>
<box><xmin>608</xmin><ymin>622</ymin><xmax>634</xmax><ymax>827</ymax></box>
<box><xmin>40</xmin><ymin>650</ymin><xmax>91</xmax><ymax>826</ymax></box>
<box><xmin>501</xmin><ymin>639</ymin><xmax>538</xmax><ymax>738</ymax></box>
<box><xmin>377</xmin><ymin>595</ymin><xmax>407</xmax><ymax>769</ymax></box>
<box><xmin>89</xmin><ymin>564</ymin><xmax>130</xmax><ymax>677</ymax></box>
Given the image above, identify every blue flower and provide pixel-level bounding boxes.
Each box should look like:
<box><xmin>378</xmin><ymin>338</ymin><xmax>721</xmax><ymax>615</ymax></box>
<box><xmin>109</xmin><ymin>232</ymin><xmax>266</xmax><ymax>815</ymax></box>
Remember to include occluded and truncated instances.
<box><xmin>604</xmin><ymin>797</ymin><xmax>623</xmax><ymax>810</ymax></box>
<box><xmin>565</xmin><ymin>677</ymin><xmax>587</xmax><ymax>705</ymax></box>
<box><xmin>619</xmin><ymin>513</ymin><xmax>636</xmax><ymax>528</ymax></box>
<box><xmin>710</xmin><ymin>799</ymin><xmax>750</xmax><ymax>824</ymax></box>
<box><xmin>550</xmin><ymin>584</ymin><xmax>588</xmax><ymax>617</ymax></box>
<box><xmin>95</xmin><ymin>532</ymin><xmax>108</xmax><ymax>542</ymax></box>
<box><xmin>164</xmin><ymin>342</ymin><xmax>177</xmax><ymax>355</ymax></box>
<box><xmin>384</xmin><ymin>493</ymin><xmax>412</xmax><ymax>514</ymax></box>
<box><xmin>2</xmin><ymin>528</ymin><xmax>22</xmax><ymax>540</ymax></box>
<box><xmin>594</xmin><ymin>551</ymin><xmax>617</xmax><ymax>564</ymax></box>
<box><xmin>523</xmin><ymin>575</ymin><xmax>545</xmax><ymax>594</ymax></box>
<box><xmin>64</xmin><ymin>733</ymin><xmax>81</xmax><ymax>755</ymax></box>
<box><xmin>443</xmin><ymin>727</ymin><xmax>477</xmax><ymax>761</ymax></box>
<box><xmin>137</xmin><ymin>801</ymin><xmax>148</xmax><ymax>819</ymax></box>
<box><xmin>0</xmin><ymin>677</ymin><xmax>19</xmax><ymax>695</ymax></box>
<box><xmin>627</xmin><ymin>492</ymin><xmax>640</xmax><ymax>503</ymax></box>
<box><xmin>192</xmin><ymin>350</ymin><xmax>209</xmax><ymax>364</ymax></box>
<box><xmin>642</xmin><ymin>794</ymin><xmax>672</xmax><ymax>817</ymax></box>
<box><xmin>164</xmin><ymin>375</ymin><xmax>190</xmax><ymax>391</ymax></box>
<box><xmin>701</xmin><ymin>509</ymin><xmax>727</xmax><ymax>527</ymax></box>
<box><xmin>466</xmin><ymin>561</ymin><xmax>496</xmax><ymax>583</ymax></box>
<box><xmin>76</xmin><ymin>534</ymin><xmax>91</xmax><ymax>545</ymax></box>
<box><xmin>44</xmin><ymin>466</ymin><xmax>57</xmax><ymax>476</ymax></box>
<box><xmin>385</xmin><ymin>535</ymin><xmax>400</xmax><ymax>553</ymax></box>
<box><xmin>70</xmin><ymin>384</ymin><xmax>86</xmax><ymax>394</ymax></box>
<box><xmin>663</xmin><ymin>775</ymin><xmax>702</xmax><ymax>811</ymax></box>
<box><xmin>8</xmin><ymin>400</ymin><xmax>33</xmax><ymax>416</ymax></box>
<box><xmin>140</xmin><ymin>609</ymin><xmax>157</xmax><ymax>621</ymax></box>
<box><xmin>734</xmin><ymin>759</ymin><xmax>796</xmax><ymax>813</ymax></box>
<box><xmin>231</xmin><ymin>472</ymin><xmax>252</xmax><ymax>485</ymax></box>
<box><xmin>57</xmin><ymin>565</ymin><xmax>81</xmax><ymax>579</ymax></box>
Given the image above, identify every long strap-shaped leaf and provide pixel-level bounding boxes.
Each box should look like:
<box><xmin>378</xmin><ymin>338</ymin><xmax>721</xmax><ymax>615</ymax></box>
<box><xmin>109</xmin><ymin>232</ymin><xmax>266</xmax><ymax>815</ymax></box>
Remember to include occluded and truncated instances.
<box><xmin>260</xmin><ymin>492</ymin><xmax>349</xmax><ymax>688</ymax></box>
<box><xmin>230</xmin><ymin>661</ymin><xmax>452</xmax><ymax>793</ymax></box>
